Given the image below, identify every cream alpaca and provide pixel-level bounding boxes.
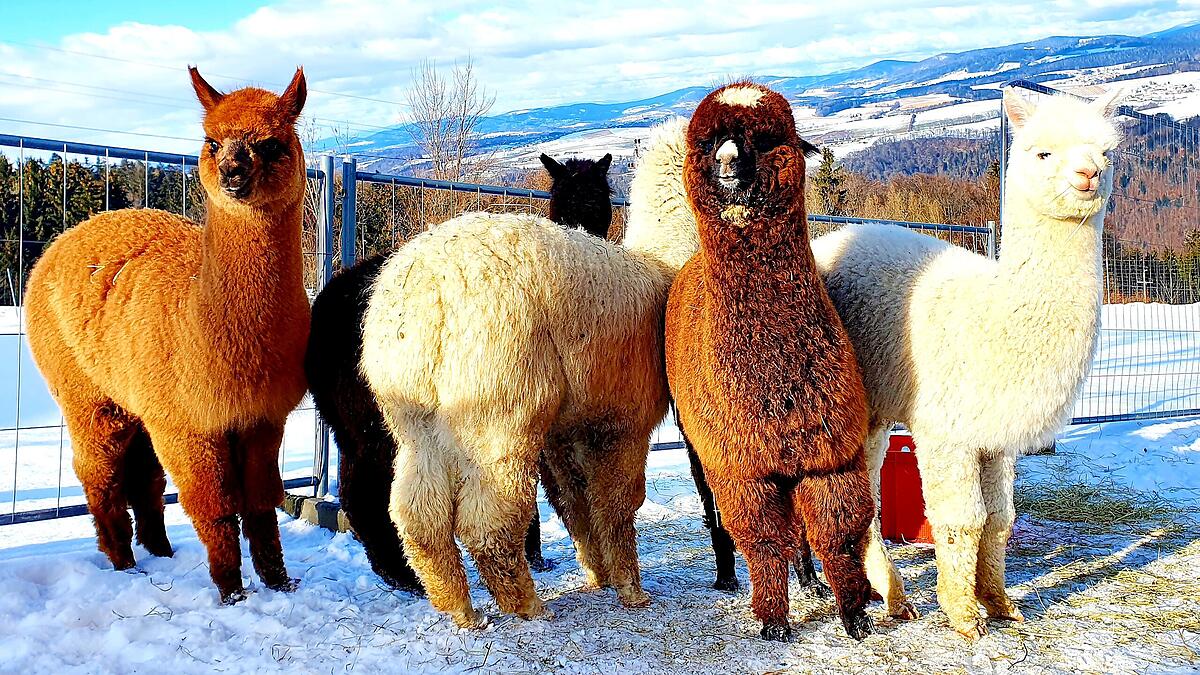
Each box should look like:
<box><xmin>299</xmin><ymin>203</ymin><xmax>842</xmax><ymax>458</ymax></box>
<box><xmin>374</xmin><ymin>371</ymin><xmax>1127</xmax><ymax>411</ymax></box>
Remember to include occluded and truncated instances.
<box><xmin>810</xmin><ymin>88</ymin><xmax>1123</xmax><ymax>637</ymax></box>
<box><xmin>360</xmin><ymin>119</ymin><xmax>694</xmax><ymax>627</ymax></box>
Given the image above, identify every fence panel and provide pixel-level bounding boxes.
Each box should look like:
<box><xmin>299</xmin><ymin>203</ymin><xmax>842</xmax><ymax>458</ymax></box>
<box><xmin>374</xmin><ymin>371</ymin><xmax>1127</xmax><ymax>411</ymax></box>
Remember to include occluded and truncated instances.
<box><xmin>0</xmin><ymin>135</ymin><xmax>327</xmax><ymax>525</ymax></box>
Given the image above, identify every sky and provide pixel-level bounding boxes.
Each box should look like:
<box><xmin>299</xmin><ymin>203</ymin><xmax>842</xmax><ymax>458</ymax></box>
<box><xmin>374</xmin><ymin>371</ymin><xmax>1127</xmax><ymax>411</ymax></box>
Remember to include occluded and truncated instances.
<box><xmin>0</xmin><ymin>0</ymin><xmax>1197</xmax><ymax>154</ymax></box>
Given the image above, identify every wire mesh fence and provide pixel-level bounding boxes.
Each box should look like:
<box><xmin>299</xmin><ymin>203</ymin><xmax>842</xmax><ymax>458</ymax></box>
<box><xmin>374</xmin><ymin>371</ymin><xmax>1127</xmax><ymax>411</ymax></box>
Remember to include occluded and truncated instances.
<box><xmin>0</xmin><ymin>135</ymin><xmax>327</xmax><ymax>525</ymax></box>
<box><xmin>1</xmin><ymin>77</ymin><xmax>1197</xmax><ymax>524</ymax></box>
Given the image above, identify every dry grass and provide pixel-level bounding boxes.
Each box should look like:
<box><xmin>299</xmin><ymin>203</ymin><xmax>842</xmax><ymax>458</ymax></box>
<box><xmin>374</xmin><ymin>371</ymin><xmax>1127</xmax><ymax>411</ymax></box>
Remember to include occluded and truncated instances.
<box><xmin>1014</xmin><ymin>478</ymin><xmax>1195</xmax><ymax>533</ymax></box>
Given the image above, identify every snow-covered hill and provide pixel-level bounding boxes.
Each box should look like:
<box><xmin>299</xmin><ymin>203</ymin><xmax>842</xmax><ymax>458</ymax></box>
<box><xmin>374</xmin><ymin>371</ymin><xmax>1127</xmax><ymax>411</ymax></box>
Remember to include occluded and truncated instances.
<box><xmin>322</xmin><ymin>23</ymin><xmax>1200</xmax><ymax>175</ymax></box>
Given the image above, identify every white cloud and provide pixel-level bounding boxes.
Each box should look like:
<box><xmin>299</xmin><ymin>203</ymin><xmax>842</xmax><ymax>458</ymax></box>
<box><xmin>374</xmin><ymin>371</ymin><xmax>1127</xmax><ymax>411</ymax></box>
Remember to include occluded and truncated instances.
<box><xmin>0</xmin><ymin>0</ymin><xmax>1196</xmax><ymax>154</ymax></box>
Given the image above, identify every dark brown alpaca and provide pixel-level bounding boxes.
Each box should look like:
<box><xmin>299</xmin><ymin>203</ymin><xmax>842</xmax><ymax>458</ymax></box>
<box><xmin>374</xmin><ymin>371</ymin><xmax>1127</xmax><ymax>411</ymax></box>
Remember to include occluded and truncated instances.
<box><xmin>664</xmin><ymin>83</ymin><xmax>874</xmax><ymax>641</ymax></box>
<box><xmin>24</xmin><ymin>67</ymin><xmax>310</xmax><ymax>603</ymax></box>
<box><xmin>540</xmin><ymin>153</ymin><xmax>616</xmax><ymax>240</ymax></box>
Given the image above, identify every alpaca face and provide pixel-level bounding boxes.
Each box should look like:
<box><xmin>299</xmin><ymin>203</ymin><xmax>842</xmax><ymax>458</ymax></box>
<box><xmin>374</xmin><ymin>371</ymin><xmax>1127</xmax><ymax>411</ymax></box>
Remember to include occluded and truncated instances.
<box><xmin>684</xmin><ymin>83</ymin><xmax>818</xmax><ymax>226</ymax></box>
<box><xmin>1003</xmin><ymin>88</ymin><xmax>1123</xmax><ymax>222</ymax></box>
<box><xmin>190</xmin><ymin>67</ymin><xmax>308</xmax><ymax>209</ymax></box>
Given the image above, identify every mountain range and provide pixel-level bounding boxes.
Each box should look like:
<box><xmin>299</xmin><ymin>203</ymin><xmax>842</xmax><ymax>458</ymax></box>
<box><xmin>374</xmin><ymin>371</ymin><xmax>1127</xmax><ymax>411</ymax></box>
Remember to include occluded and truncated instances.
<box><xmin>321</xmin><ymin>21</ymin><xmax>1200</xmax><ymax>174</ymax></box>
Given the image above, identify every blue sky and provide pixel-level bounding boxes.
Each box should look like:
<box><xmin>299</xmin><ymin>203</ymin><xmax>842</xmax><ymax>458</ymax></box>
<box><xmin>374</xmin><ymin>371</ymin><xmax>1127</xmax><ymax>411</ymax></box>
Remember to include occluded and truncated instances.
<box><xmin>0</xmin><ymin>0</ymin><xmax>1197</xmax><ymax>152</ymax></box>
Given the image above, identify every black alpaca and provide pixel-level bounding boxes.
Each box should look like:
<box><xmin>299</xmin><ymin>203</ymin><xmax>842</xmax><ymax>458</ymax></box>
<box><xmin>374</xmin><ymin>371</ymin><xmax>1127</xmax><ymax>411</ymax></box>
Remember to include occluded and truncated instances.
<box><xmin>540</xmin><ymin>153</ymin><xmax>616</xmax><ymax>241</ymax></box>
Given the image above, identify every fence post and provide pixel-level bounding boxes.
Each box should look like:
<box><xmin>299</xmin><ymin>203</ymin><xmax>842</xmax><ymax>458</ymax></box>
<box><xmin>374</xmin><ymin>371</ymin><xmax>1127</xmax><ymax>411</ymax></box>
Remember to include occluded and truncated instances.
<box><xmin>986</xmin><ymin>220</ymin><xmax>997</xmax><ymax>259</ymax></box>
<box><xmin>312</xmin><ymin>155</ymin><xmax>336</xmax><ymax>498</ymax></box>
<box><xmin>341</xmin><ymin>157</ymin><xmax>358</xmax><ymax>267</ymax></box>
<box><xmin>998</xmin><ymin>89</ymin><xmax>1008</xmax><ymax>234</ymax></box>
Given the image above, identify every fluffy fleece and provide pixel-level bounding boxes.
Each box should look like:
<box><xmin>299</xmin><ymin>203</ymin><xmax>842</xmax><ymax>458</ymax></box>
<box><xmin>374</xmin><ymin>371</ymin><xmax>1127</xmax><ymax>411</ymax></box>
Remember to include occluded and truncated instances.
<box><xmin>359</xmin><ymin>119</ymin><xmax>695</xmax><ymax>628</ymax></box>
<box><xmin>303</xmin><ymin>149</ymin><xmax>625</xmax><ymax>588</ymax></box>
<box><xmin>809</xmin><ymin>87</ymin><xmax>1124</xmax><ymax>638</ymax></box>
<box><xmin>22</xmin><ymin>68</ymin><xmax>311</xmax><ymax>603</ymax></box>
<box><xmin>665</xmin><ymin>83</ymin><xmax>875</xmax><ymax>642</ymax></box>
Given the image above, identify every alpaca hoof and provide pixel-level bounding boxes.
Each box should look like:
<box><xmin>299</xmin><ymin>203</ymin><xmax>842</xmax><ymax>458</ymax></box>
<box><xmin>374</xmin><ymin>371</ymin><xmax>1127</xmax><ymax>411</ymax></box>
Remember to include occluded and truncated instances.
<box><xmin>954</xmin><ymin>617</ymin><xmax>988</xmax><ymax>640</ymax></box>
<box><xmin>987</xmin><ymin>606</ymin><xmax>1025</xmax><ymax>623</ymax></box>
<box><xmin>111</xmin><ymin>557</ymin><xmax>137</xmax><ymax>572</ymax></box>
<box><xmin>451</xmin><ymin>608</ymin><xmax>487</xmax><ymax>629</ymax></box>
<box><xmin>713</xmin><ymin>576</ymin><xmax>740</xmax><ymax>593</ymax></box>
<box><xmin>145</xmin><ymin>544</ymin><xmax>174</xmax><ymax>559</ymax></box>
<box><xmin>528</xmin><ymin>556</ymin><xmax>556</xmax><ymax>573</ymax></box>
<box><xmin>843</xmin><ymin>611</ymin><xmax>874</xmax><ymax>641</ymax></box>
<box><xmin>220</xmin><ymin>589</ymin><xmax>248</xmax><ymax>606</ymax></box>
<box><xmin>267</xmin><ymin>577</ymin><xmax>300</xmax><ymax>593</ymax></box>
<box><xmin>517</xmin><ymin>601</ymin><xmax>553</xmax><ymax>621</ymax></box>
<box><xmin>804</xmin><ymin>580</ymin><xmax>830</xmax><ymax>598</ymax></box>
<box><xmin>617</xmin><ymin>587</ymin><xmax>651</xmax><ymax>608</ymax></box>
<box><xmin>889</xmin><ymin>600</ymin><xmax>920</xmax><ymax>621</ymax></box>
<box><xmin>760</xmin><ymin>621</ymin><xmax>793</xmax><ymax>642</ymax></box>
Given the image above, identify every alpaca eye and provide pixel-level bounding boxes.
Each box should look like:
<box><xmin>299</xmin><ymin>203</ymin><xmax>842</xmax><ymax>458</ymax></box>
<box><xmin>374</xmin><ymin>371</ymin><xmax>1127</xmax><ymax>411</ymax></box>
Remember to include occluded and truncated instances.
<box><xmin>205</xmin><ymin>139</ymin><xmax>219</xmax><ymax>154</ymax></box>
<box><xmin>1037</xmin><ymin>152</ymin><xmax>1051</xmax><ymax>160</ymax></box>
<box><xmin>255</xmin><ymin>138</ymin><xmax>286</xmax><ymax>161</ymax></box>
<box><xmin>753</xmin><ymin>135</ymin><xmax>782</xmax><ymax>153</ymax></box>
<box><xmin>698</xmin><ymin>139</ymin><xmax>715</xmax><ymax>153</ymax></box>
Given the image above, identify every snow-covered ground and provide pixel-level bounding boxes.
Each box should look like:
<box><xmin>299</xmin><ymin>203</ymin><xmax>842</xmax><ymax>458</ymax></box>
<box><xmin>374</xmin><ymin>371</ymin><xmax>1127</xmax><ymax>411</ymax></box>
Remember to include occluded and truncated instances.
<box><xmin>0</xmin><ymin>418</ymin><xmax>1196</xmax><ymax>674</ymax></box>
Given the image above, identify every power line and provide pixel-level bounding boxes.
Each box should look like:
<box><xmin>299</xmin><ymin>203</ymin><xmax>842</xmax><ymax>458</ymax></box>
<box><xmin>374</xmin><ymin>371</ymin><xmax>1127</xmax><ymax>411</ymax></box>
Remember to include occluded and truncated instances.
<box><xmin>0</xmin><ymin>116</ymin><xmax>197</xmax><ymax>142</ymax></box>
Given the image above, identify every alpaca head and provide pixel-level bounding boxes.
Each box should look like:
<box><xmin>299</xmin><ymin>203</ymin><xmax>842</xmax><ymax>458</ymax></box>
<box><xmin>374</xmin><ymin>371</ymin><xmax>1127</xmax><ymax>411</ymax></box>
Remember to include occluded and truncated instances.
<box><xmin>540</xmin><ymin>153</ymin><xmax>614</xmax><ymax>239</ymax></box>
<box><xmin>1003</xmin><ymin>87</ymin><xmax>1123</xmax><ymax>222</ymax></box>
<box><xmin>684</xmin><ymin>83</ymin><xmax>818</xmax><ymax>229</ymax></box>
<box><xmin>190</xmin><ymin>66</ymin><xmax>308</xmax><ymax>209</ymax></box>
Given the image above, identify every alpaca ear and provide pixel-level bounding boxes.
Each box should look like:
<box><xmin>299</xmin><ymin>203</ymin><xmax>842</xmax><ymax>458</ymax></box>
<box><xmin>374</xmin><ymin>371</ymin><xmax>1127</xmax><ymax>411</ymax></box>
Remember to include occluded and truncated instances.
<box><xmin>798</xmin><ymin>139</ymin><xmax>821</xmax><ymax>158</ymax></box>
<box><xmin>277</xmin><ymin>67</ymin><xmax>307</xmax><ymax>122</ymax></box>
<box><xmin>189</xmin><ymin>66</ymin><xmax>225</xmax><ymax>111</ymax></box>
<box><xmin>594</xmin><ymin>153</ymin><xmax>613</xmax><ymax>173</ymax></box>
<box><xmin>1003</xmin><ymin>88</ymin><xmax>1035</xmax><ymax>131</ymax></box>
<box><xmin>1091</xmin><ymin>87</ymin><xmax>1124</xmax><ymax>118</ymax></box>
<box><xmin>540</xmin><ymin>153</ymin><xmax>565</xmax><ymax>178</ymax></box>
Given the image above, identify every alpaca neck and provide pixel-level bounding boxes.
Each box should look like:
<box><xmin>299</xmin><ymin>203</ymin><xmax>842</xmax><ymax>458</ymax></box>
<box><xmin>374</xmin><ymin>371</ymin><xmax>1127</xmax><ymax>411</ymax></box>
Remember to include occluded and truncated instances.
<box><xmin>195</xmin><ymin>197</ymin><xmax>306</xmax><ymax>330</ymax></box>
<box><xmin>997</xmin><ymin>194</ymin><xmax>1105</xmax><ymax>302</ymax></box>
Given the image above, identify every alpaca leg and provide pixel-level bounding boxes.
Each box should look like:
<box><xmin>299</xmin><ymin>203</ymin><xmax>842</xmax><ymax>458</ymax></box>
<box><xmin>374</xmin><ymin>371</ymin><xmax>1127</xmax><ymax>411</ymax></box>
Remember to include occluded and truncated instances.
<box><xmin>977</xmin><ymin>452</ymin><xmax>1022</xmax><ymax>622</ymax></box>
<box><xmin>917</xmin><ymin>447</ymin><xmax>988</xmax><ymax>639</ymax></box>
<box><xmin>687</xmin><ymin>441</ymin><xmax>738</xmax><ymax>591</ymax></box>
<box><xmin>388</xmin><ymin>432</ymin><xmax>479</xmax><ymax>628</ymax></box>
<box><xmin>792</xmin><ymin>519</ymin><xmax>828</xmax><ymax>597</ymax></box>
<box><xmin>339</xmin><ymin>438</ymin><xmax>422</xmax><ymax>592</ymax></box>
<box><xmin>586</xmin><ymin>437</ymin><xmax>650</xmax><ymax>608</ymax></box>
<box><xmin>458</xmin><ymin>456</ymin><xmax>547</xmax><ymax>620</ymax></box>
<box><xmin>539</xmin><ymin>447</ymin><xmax>608</xmax><ymax>588</ymax></box>
<box><xmin>796</xmin><ymin>469</ymin><xmax>875</xmax><ymax>640</ymax></box>
<box><xmin>122</xmin><ymin>426</ymin><xmax>172</xmax><ymax>558</ymax></box>
<box><xmin>863</xmin><ymin>425</ymin><xmax>916</xmax><ymax>620</ymax></box>
<box><xmin>64</xmin><ymin>402</ymin><xmax>138</xmax><ymax>570</ymax></box>
<box><xmin>149</xmin><ymin>428</ymin><xmax>245</xmax><ymax>603</ymax></box>
<box><xmin>709</xmin><ymin>476</ymin><xmax>795</xmax><ymax>641</ymax></box>
<box><xmin>524</xmin><ymin>506</ymin><xmax>552</xmax><ymax>572</ymax></box>
<box><xmin>236</xmin><ymin>421</ymin><xmax>296</xmax><ymax>592</ymax></box>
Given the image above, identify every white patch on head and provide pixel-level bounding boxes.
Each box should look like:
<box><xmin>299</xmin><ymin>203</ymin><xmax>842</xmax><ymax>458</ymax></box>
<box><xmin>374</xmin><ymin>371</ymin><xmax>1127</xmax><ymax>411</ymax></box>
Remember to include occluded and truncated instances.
<box><xmin>716</xmin><ymin>86</ymin><xmax>765</xmax><ymax>108</ymax></box>
<box><xmin>716</xmin><ymin>140</ymin><xmax>738</xmax><ymax>163</ymax></box>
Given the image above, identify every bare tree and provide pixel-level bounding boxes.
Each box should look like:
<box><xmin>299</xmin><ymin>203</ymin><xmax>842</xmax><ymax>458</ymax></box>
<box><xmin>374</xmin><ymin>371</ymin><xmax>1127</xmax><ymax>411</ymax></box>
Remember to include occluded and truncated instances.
<box><xmin>406</xmin><ymin>58</ymin><xmax>496</xmax><ymax>198</ymax></box>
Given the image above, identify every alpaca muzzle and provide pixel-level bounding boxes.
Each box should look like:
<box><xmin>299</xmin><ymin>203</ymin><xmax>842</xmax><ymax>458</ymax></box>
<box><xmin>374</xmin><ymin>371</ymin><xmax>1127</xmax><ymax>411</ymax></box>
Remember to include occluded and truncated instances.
<box><xmin>1071</xmin><ymin>165</ymin><xmax>1100</xmax><ymax>193</ymax></box>
<box><xmin>219</xmin><ymin>143</ymin><xmax>254</xmax><ymax>198</ymax></box>
<box><xmin>714</xmin><ymin>139</ymin><xmax>751</xmax><ymax>191</ymax></box>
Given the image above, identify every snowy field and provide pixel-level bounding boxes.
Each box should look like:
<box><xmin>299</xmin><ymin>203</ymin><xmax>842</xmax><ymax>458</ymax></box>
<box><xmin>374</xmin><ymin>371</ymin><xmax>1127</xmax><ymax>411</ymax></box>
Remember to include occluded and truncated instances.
<box><xmin>0</xmin><ymin>423</ymin><xmax>1196</xmax><ymax>674</ymax></box>
<box><xmin>1</xmin><ymin>302</ymin><xmax>1199</xmax><ymax>672</ymax></box>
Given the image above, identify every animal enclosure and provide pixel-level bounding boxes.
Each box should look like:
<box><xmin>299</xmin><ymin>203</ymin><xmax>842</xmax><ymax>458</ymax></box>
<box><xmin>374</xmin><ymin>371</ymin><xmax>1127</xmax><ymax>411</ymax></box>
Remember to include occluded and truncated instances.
<box><xmin>1</xmin><ymin>81</ymin><xmax>1197</xmax><ymax>528</ymax></box>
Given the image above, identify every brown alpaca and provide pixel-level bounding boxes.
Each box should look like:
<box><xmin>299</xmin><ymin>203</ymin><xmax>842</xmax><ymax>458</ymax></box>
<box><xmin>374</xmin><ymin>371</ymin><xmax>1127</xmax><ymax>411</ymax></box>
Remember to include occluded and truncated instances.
<box><xmin>24</xmin><ymin>67</ymin><xmax>311</xmax><ymax>604</ymax></box>
<box><xmin>664</xmin><ymin>83</ymin><xmax>875</xmax><ymax>641</ymax></box>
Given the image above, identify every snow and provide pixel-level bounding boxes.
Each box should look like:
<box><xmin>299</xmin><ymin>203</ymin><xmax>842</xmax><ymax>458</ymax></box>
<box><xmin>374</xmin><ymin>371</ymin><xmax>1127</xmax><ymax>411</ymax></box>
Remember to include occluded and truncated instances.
<box><xmin>0</xmin><ymin>419</ymin><xmax>1196</xmax><ymax>673</ymax></box>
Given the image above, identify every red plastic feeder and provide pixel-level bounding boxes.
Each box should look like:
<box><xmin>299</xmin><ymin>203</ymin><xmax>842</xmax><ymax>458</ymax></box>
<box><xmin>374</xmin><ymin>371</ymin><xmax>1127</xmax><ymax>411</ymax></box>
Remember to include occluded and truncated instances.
<box><xmin>879</xmin><ymin>432</ymin><xmax>933</xmax><ymax>544</ymax></box>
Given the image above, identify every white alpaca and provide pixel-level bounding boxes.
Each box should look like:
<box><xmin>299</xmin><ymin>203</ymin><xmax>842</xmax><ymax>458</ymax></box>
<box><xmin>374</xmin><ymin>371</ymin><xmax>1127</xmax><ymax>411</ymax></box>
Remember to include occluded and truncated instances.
<box><xmin>809</xmin><ymin>88</ymin><xmax>1123</xmax><ymax>637</ymax></box>
<box><xmin>360</xmin><ymin>119</ymin><xmax>694</xmax><ymax>627</ymax></box>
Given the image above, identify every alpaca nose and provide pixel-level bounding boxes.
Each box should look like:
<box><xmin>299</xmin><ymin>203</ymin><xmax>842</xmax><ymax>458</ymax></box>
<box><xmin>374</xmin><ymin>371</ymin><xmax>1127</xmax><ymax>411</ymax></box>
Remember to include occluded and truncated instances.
<box><xmin>715</xmin><ymin>139</ymin><xmax>744</xmax><ymax>188</ymax></box>
<box><xmin>1071</xmin><ymin>166</ymin><xmax>1099</xmax><ymax>191</ymax></box>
